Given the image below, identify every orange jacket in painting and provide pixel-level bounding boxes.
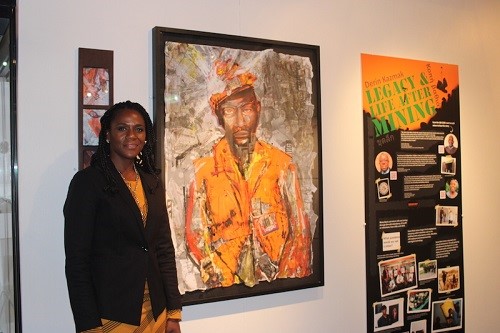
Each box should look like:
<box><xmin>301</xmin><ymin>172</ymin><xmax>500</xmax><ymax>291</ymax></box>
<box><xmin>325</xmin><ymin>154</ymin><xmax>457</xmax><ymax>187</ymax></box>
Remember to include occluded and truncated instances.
<box><xmin>185</xmin><ymin>138</ymin><xmax>312</xmax><ymax>288</ymax></box>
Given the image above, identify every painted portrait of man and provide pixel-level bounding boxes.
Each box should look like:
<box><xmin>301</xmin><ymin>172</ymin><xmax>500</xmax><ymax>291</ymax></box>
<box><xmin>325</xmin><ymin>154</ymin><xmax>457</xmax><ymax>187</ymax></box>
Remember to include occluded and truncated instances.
<box><xmin>185</xmin><ymin>60</ymin><xmax>312</xmax><ymax>288</ymax></box>
<box><xmin>161</xmin><ymin>40</ymin><xmax>320</xmax><ymax>295</ymax></box>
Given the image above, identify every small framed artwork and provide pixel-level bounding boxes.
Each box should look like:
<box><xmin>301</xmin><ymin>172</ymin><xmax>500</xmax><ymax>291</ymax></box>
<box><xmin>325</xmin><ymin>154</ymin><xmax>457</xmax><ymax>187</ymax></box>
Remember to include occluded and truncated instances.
<box><xmin>82</xmin><ymin>109</ymin><xmax>105</xmax><ymax>146</ymax></box>
<box><xmin>82</xmin><ymin>147</ymin><xmax>97</xmax><ymax>170</ymax></box>
<box><xmin>78</xmin><ymin>48</ymin><xmax>113</xmax><ymax>169</ymax></box>
<box><xmin>153</xmin><ymin>27</ymin><xmax>324</xmax><ymax>305</ymax></box>
<box><xmin>82</xmin><ymin>68</ymin><xmax>110</xmax><ymax>106</ymax></box>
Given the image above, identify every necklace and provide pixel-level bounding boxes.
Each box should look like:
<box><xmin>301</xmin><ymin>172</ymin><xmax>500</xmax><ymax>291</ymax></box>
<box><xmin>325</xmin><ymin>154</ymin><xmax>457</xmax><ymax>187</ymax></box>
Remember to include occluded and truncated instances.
<box><xmin>118</xmin><ymin>164</ymin><xmax>148</xmax><ymax>223</ymax></box>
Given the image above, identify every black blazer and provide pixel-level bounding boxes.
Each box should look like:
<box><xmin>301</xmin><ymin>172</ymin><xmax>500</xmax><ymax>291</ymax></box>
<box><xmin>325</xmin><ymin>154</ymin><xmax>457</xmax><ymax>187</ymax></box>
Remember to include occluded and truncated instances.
<box><xmin>64</xmin><ymin>164</ymin><xmax>181</xmax><ymax>332</ymax></box>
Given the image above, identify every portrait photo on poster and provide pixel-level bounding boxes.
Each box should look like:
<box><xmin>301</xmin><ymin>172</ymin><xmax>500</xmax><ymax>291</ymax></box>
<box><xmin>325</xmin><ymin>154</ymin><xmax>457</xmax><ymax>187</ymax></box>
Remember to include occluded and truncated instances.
<box><xmin>375</xmin><ymin>151</ymin><xmax>393</xmax><ymax>175</ymax></box>
<box><xmin>443</xmin><ymin>133</ymin><xmax>458</xmax><ymax>155</ymax></box>
<box><xmin>152</xmin><ymin>27</ymin><xmax>324</xmax><ymax>305</ymax></box>
<box><xmin>373</xmin><ymin>298</ymin><xmax>404</xmax><ymax>332</ymax></box>
<box><xmin>444</xmin><ymin>178</ymin><xmax>459</xmax><ymax>199</ymax></box>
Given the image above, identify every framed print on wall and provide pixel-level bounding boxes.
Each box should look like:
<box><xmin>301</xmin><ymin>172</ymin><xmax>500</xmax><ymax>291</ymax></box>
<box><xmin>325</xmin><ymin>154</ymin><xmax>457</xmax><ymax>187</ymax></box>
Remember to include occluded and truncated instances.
<box><xmin>78</xmin><ymin>48</ymin><xmax>113</xmax><ymax>169</ymax></box>
<box><xmin>153</xmin><ymin>27</ymin><xmax>324</xmax><ymax>305</ymax></box>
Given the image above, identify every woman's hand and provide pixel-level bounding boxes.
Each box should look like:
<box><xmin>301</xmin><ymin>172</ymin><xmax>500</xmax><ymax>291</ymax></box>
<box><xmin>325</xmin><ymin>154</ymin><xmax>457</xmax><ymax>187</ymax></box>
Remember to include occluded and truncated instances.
<box><xmin>166</xmin><ymin>319</ymin><xmax>181</xmax><ymax>333</ymax></box>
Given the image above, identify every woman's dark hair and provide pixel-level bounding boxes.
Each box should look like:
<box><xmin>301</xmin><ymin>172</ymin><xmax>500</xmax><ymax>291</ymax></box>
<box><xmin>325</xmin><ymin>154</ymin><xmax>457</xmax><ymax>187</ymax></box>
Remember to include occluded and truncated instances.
<box><xmin>91</xmin><ymin>100</ymin><xmax>158</xmax><ymax>191</ymax></box>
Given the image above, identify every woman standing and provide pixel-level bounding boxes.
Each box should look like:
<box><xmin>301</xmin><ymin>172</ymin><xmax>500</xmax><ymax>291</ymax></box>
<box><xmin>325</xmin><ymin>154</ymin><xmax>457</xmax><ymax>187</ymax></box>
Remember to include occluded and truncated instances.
<box><xmin>64</xmin><ymin>101</ymin><xmax>182</xmax><ymax>333</ymax></box>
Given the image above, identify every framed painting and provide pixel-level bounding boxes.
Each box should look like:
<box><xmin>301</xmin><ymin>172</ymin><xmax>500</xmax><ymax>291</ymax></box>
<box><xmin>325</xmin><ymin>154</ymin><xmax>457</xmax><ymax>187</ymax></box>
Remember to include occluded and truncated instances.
<box><xmin>78</xmin><ymin>48</ymin><xmax>113</xmax><ymax>169</ymax></box>
<box><xmin>152</xmin><ymin>27</ymin><xmax>323</xmax><ymax>305</ymax></box>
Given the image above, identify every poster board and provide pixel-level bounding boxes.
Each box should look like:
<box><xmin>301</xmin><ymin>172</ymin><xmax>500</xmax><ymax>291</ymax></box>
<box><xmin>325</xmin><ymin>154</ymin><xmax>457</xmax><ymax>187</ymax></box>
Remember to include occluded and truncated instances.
<box><xmin>362</xmin><ymin>54</ymin><xmax>464</xmax><ymax>333</ymax></box>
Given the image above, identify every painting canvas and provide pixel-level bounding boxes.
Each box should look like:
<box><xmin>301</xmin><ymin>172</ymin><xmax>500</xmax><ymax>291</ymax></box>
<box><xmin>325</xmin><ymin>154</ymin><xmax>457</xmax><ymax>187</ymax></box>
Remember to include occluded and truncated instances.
<box><xmin>82</xmin><ymin>109</ymin><xmax>105</xmax><ymax>145</ymax></box>
<box><xmin>153</xmin><ymin>27</ymin><xmax>323</xmax><ymax>304</ymax></box>
<box><xmin>78</xmin><ymin>48</ymin><xmax>113</xmax><ymax>169</ymax></box>
<box><xmin>82</xmin><ymin>67</ymin><xmax>110</xmax><ymax>106</ymax></box>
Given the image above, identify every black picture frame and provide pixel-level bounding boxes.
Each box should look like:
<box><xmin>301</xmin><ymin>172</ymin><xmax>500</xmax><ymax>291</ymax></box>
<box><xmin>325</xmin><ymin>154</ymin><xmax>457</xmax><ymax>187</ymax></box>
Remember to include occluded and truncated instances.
<box><xmin>78</xmin><ymin>48</ymin><xmax>113</xmax><ymax>169</ymax></box>
<box><xmin>153</xmin><ymin>27</ymin><xmax>323</xmax><ymax>305</ymax></box>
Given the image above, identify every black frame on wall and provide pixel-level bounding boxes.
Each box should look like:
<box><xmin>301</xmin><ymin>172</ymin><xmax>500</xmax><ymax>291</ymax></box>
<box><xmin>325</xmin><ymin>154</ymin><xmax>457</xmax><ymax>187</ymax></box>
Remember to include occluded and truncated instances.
<box><xmin>77</xmin><ymin>48</ymin><xmax>114</xmax><ymax>169</ymax></box>
<box><xmin>153</xmin><ymin>26</ymin><xmax>324</xmax><ymax>305</ymax></box>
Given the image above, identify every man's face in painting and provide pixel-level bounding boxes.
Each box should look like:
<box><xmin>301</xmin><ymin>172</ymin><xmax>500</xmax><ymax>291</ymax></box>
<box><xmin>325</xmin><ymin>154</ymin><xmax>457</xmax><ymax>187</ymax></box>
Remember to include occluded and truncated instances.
<box><xmin>217</xmin><ymin>88</ymin><xmax>261</xmax><ymax>148</ymax></box>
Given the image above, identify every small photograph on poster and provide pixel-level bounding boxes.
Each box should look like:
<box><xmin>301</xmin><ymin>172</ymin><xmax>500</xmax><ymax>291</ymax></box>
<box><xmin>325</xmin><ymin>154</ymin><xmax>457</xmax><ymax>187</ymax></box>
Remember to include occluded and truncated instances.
<box><xmin>431</xmin><ymin>298</ymin><xmax>462</xmax><ymax>332</ymax></box>
<box><xmin>410</xmin><ymin>318</ymin><xmax>427</xmax><ymax>333</ymax></box>
<box><xmin>407</xmin><ymin>288</ymin><xmax>432</xmax><ymax>313</ymax></box>
<box><xmin>440</xmin><ymin>156</ymin><xmax>456</xmax><ymax>175</ymax></box>
<box><xmin>435</xmin><ymin>206</ymin><xmax>458</xmax><ymax>227</ymax></box>
<box><xmin>376</xmin><ymin>178</ymin><xmax>392</xmax><ymax>201</ymax></box>
<box><xmin>438</xmin><ymin>266</ymin><xmax>460</xmax><ymax>293</ymax></box>
<box><xmin>379</xmin><ymin>254</ymin><xmax>417</xmax><ymax>297</ymax></box>
<box><xmin>83</xmin><ymin>109</ymin><xmax>105</xmax><ymax>146</ymax></box>
<box><xmin>375</xmin><ymin>151</ymin><xmax>393</xmax><ymax>175</ymax></box>
<box><xmin>444</xmin><ymin>179</ymin><xmax>459</xmax><ymax>199</ymax></box>
<box><xmin>443</xmin><ymin>134</ymin><xmax>458</xmax><ymax>155</ymax></box>
<box><xmin>418</xmin><ymin>259</ymin><xmax>438</xmax><ymax>281</ymax></box>
<box><xmin>373</xmin><ymin>298</ymin><xmax>404</xmax><ymax>332</ymax></box>
<box><xmin>83</xmin><ymin>67</ymin><xmax>109</xmax><ymax>105</ymax></box>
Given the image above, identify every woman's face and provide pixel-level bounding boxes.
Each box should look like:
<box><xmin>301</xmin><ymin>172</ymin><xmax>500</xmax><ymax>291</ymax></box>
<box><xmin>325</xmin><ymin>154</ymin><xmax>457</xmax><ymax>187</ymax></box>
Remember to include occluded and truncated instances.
<box><xmin>106</xmin><ymin>108</ymin><xmax>146</xmax><ymax>164</ymax></box>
